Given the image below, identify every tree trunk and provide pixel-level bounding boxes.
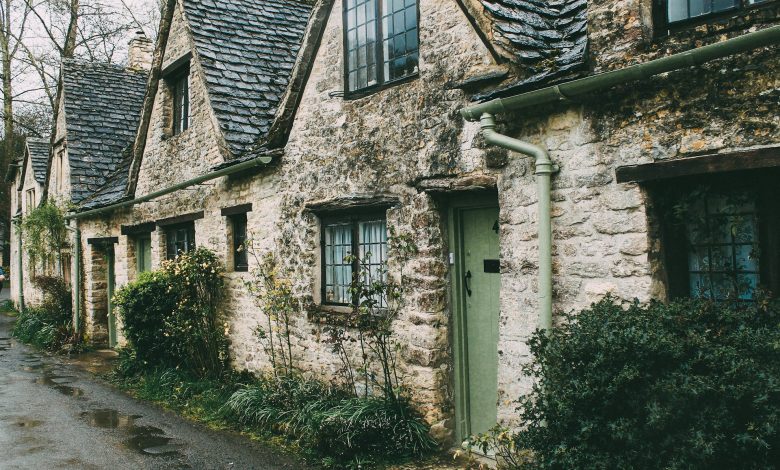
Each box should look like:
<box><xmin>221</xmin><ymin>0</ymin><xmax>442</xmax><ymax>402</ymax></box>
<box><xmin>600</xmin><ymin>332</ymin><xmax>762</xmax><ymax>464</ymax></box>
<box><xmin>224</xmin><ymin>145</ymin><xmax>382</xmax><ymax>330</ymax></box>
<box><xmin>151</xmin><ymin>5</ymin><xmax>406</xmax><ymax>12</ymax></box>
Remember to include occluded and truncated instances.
<box><xmin>63</xmin><ymin>0</ymin><xmax>79</xmax><ymax>58</ymax></box>
<box><xmin>0</xmin><ymin>0</ymin><xmax>14</xmax><ymax>266</ymax></box>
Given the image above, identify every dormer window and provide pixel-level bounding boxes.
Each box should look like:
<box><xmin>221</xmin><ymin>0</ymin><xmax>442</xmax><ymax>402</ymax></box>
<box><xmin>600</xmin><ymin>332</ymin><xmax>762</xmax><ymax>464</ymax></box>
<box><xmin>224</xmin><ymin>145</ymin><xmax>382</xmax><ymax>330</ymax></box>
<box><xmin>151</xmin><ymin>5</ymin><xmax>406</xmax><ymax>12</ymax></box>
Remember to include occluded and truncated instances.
<box><xmin>169</xmin><ymin>65</ymin><xmax>190</xmax><ymax>135</ymax></box>
<box><xmin>344</xmin><ymin>0</ymin><xmax>419</xmax><ymax>96</ymax></box>
<box><xmin>663</xmin><ymin>0</ymin><xmax>773</xmax><ymax>27</ymax></box>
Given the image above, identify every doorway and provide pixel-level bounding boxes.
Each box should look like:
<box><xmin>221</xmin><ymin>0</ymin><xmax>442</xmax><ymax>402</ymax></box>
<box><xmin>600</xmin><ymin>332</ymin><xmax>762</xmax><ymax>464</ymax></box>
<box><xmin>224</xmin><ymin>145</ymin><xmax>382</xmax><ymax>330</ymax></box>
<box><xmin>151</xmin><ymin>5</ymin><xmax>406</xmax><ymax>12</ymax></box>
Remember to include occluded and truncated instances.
<box><xmin>449</xmin><ymin>198</ymin><xmax>501</xmax><ymax>442</ymax></box>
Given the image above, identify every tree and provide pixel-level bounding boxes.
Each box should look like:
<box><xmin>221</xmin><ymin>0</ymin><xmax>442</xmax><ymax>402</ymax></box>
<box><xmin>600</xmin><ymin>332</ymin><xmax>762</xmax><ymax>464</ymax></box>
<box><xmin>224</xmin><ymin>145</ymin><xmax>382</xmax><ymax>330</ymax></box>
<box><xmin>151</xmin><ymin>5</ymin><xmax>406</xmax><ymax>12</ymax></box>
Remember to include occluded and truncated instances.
<box><xmin>0</xmin><ymin>0</ymin><xmax>33</xmax><ymax>266</ymax></box>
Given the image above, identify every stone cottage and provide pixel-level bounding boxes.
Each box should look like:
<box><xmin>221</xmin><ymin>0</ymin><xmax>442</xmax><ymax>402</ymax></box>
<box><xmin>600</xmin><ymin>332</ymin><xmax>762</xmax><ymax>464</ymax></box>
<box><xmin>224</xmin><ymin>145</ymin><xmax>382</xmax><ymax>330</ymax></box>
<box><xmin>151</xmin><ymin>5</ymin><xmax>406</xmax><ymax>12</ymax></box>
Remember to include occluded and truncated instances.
<box><xmin>7</xmin><ymin>138</ymin><xmax>50</xmax><ymax>307</ymax></box>
<box><xmin>7</xmin><ymin>37</ymin><xmax>151</xmax><ymax>342</ymax></box>
<box><xmin>18</xmin><ymin>0</ymin><xmax>780</xmax><ymax>447</ymax></box>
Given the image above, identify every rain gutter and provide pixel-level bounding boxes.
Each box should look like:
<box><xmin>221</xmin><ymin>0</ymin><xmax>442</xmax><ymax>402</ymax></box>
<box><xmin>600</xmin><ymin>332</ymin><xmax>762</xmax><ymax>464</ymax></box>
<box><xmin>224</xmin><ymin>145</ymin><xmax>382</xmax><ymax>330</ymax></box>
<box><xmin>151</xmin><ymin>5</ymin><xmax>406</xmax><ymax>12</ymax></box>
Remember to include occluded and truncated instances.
<box><xmin>461</xmin><ymin>25</ymin><xmax>780</xmax><ymax>331</ymax></box>
<box><xmin>65</xmin><ymin>151</ymin><xmax>278</xmax><ymax>221</ymax></box>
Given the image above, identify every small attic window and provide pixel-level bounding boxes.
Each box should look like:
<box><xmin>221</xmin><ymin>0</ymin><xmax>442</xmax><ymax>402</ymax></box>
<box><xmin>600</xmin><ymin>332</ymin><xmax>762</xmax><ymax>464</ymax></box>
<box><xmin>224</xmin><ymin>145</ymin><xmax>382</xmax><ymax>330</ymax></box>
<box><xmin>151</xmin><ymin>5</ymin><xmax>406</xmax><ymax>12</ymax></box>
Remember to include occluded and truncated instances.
<box><xmin>164</xmin><ymin>59</ymin><xmax>191</xmax><ymax>136</ymax></box>
<box><xmin>344</xmin><ymin>0</ymin><xmax>419</xmax><ymax>96</ymax></box>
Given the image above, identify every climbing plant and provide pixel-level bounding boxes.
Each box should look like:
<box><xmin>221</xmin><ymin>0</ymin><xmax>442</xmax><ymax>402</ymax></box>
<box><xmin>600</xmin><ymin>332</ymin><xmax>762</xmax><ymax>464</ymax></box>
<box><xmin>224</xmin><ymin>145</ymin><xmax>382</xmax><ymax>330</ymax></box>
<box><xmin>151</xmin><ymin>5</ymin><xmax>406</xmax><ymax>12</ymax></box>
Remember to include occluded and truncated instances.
<box><xmin>20</xmin><ymin>201</ymin><xmax>69</xmax><ymax>275</ymax></box>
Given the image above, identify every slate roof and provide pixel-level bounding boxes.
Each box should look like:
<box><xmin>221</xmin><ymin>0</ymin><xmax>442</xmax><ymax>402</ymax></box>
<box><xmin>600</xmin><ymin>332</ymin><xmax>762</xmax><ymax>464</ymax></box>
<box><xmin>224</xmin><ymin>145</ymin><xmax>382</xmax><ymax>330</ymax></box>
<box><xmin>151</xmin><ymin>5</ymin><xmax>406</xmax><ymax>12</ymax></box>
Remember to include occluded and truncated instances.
<box><xmin>477</xmin><ymin>0</ymin><xmax>588</xmax><ymax>99</ymax></box>
<box><xmin>62</xmin><ymin>60</ymin><xmax>147</xmax><ymax>202</ymax></box>
<box><xmin>183</xmin><ymin>0</ymin><xmax>312</xmax><ymax>157</ymax></box>
<box><xmin>78</xmin><ymin>157</ymin><xmax>132</xmax><ymax>210</ymax></box>
<box><xmin>26</xmin><ymin>138</ymin><xmax>51</xmax><ymax>185</ymax></box>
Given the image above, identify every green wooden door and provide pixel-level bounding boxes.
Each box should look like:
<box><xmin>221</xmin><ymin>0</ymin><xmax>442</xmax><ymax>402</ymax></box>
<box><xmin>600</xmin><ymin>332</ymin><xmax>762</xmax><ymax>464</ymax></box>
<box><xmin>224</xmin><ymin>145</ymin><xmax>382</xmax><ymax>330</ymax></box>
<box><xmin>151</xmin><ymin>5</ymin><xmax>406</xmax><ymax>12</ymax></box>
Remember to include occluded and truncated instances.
<box><xmin>452</xmin><ymin>205</ymin><xmax>501</xmax><ymax>440</ymax></box>
<box><xmin>136</xmin><ymin>235</ymin><xmax>152</xmax><ymax>273</ymax></box>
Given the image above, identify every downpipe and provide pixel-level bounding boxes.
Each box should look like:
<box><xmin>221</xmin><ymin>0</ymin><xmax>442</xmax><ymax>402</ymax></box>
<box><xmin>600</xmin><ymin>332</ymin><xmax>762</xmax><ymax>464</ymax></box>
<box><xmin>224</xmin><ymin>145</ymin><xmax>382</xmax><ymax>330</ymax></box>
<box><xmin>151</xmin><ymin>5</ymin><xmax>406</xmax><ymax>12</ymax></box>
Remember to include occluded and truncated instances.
<box><xmin>480</xmin><ymin>113</ymin><xmax>554</xmax><ymax>331</ymax></box>
<box><xmin>64</xmin><ymin>222</ymin><xmax>82</xmax><ymax>335</ymax></box>
<box><xmin>13</xmin><ymin>218</ymin><xmax>24</xmax><ymax>312</ymax></box>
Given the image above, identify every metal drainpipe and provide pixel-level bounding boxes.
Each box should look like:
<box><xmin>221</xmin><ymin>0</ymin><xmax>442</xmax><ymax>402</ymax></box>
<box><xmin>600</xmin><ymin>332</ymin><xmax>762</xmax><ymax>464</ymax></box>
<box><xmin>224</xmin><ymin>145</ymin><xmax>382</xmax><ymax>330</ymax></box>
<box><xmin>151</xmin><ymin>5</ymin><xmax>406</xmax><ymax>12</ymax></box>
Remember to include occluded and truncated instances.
<box><xmin>64</xmin><ymin>223</ymin><xmax>82</xmax><ymax>335</ymax></box>
<box><xmin>480</xmin><ymin>114</ymin><xmax>555</xmax><ymax>331</ymax></box>
<box><xmin>15</xmin><ymin>219</ymin><xmax>24</xmax><ymax>312</ymax></box>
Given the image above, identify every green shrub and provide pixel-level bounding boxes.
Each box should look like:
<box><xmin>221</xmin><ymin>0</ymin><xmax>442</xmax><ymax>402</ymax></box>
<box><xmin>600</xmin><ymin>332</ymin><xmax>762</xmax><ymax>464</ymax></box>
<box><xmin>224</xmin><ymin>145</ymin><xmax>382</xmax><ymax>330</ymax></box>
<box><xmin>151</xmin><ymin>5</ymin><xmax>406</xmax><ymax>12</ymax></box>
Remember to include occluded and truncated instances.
<box><xmin>224</xmin><ymin>376</ymin><xmax>436</xmax><ymax>465</ymax></box>
<box><xmin>113</xmin><ymin>271</ymin><xmax>180</xmax><ymax>369</ymax></box>
<box><xmin>494</xmin><ymin>296</ymin><xmax>780</xmax><ymax>469</ymax></box>
<box><xmin>114</xmin><ymin>248</ymin><xmax>229</xmax><ymax>377</ymax></box>
<box><xmin>12</xmin><ymin>276</ymin><xmax>73</xmax><ymax>351</ymax></box>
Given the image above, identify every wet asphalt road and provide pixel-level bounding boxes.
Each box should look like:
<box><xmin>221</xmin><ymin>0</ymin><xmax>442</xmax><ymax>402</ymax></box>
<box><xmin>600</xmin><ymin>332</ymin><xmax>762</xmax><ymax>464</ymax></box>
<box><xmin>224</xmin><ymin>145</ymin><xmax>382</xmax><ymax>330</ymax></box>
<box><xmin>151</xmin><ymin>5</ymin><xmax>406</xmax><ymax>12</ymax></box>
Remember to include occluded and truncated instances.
<box><xmin>0</xmin><ymin>312</ymin><xmax>309</xmax><ymax>469</ymax></box>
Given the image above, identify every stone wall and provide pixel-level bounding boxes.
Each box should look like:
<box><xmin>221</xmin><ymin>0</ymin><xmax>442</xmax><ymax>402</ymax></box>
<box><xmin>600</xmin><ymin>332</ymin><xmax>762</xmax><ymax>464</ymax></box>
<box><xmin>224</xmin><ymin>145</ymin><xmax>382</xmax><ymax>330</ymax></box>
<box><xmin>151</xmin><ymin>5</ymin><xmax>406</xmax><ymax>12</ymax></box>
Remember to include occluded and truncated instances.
<box><xmin>11</xmin><ymin>157</ymin><xmax>46</xmax><ymax>308</ymax></box>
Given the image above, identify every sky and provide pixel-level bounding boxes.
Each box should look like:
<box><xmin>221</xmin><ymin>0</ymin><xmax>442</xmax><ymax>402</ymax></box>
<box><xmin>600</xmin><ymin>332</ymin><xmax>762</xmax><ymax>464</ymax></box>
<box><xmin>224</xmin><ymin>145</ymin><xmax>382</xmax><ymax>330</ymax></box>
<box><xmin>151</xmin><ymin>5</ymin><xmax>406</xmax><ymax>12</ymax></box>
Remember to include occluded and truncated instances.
<box><xmin>9</xmin><ymin>0</ymin><xmax>160</xmax><ymax>132</ymax></box>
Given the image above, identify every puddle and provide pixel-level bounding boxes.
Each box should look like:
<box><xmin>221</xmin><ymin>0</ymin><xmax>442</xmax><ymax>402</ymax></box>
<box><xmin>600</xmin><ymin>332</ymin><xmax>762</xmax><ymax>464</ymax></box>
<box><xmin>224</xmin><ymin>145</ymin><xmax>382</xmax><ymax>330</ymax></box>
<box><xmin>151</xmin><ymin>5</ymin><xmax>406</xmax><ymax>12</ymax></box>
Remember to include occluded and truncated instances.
<box><xmin>80</xmin><ymin>410</ymin><xmax>184</xmax><ymax>458</ymax></box>
<box><xmin>80</xmin><ymin>409</ymin><xmax>141</xmax><ymax>429</ymax></box>
<box><xmin>125</xmin><ymin>426</ymin><xmax>183</xmax><ymax>457</ymax></box>
<box><xmin>15</xmin><ymin>418</ymin><xmax>44</xmax><ymax>428</ymax></box>
<box><xmin>33</xmin><ymin>373</ymin><xmax>84</xmax><ymax>397</ymax></box>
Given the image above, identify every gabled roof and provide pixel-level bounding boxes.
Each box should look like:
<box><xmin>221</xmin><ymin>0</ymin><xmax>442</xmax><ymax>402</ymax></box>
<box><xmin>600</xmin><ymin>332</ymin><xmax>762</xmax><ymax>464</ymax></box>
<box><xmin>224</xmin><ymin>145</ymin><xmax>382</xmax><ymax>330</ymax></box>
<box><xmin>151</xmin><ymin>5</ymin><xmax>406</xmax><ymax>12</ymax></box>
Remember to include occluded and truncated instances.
<box><xmin>26</xmin><ymin>138</ymin><xmax>51</xmax><ymax>184</ymax></box>
<box><xmin>61</xmin><ymin>60</ymin><xmax>148</xmax><ymax>202</ymax></box>
<box><xmin>454</xmin><ymin>0</ymin><xmax>589</xmax><ymax>99</ymax></box>
<box><xmin>183</xmin><ymin>0</ymin><xmax>313</xmax><ymax>157</ymax></box>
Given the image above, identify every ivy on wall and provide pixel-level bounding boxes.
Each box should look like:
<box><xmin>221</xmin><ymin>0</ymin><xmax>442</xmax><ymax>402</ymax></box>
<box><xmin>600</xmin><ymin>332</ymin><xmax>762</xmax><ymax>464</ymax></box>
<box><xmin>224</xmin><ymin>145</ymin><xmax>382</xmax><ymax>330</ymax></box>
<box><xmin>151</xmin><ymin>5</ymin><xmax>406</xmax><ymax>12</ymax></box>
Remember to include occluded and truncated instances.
<box><xmin>20</xmin><ymin>201</ymin><xmax>69</xmax><ymax>275</ymax></box>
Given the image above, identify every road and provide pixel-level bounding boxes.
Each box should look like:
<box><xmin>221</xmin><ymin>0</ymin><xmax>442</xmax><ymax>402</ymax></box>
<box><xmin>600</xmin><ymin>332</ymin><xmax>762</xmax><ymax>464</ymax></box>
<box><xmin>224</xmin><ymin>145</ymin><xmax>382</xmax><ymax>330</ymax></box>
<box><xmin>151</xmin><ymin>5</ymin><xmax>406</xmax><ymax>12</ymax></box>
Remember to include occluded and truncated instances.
<box><xmin>0</xmin><ymin>312</ymin><xmax>309</xmax><ymax>469</ymax></box>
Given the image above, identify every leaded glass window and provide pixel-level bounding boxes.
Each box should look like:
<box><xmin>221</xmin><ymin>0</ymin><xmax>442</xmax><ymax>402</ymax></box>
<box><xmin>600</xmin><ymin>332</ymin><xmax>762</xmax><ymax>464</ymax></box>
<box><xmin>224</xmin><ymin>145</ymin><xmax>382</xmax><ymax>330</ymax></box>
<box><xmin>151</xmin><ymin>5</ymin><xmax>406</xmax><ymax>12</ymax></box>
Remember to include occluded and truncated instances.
<box><xmin>322</xmin><ymin>216</ymin><xmax>388</xmax><ymax>306</ymax></box>
<box><xmin>344</xmin><ymin>0</ymin><xmax>418</xmax><ymax>94</ymax></box>
<box><xmin>165</xmin><ymin>223</ymin><xmax>196</xmax><ymax>260</ymax></box>
<box><xmin>171</xmin><ymin>69</ymin><xmax>190</xmax><ymax>135</ymax></box>
<box><xmin>685</xmin><ymin>189</ymin><xmax>760</xmax><ymax>301</ymax></box>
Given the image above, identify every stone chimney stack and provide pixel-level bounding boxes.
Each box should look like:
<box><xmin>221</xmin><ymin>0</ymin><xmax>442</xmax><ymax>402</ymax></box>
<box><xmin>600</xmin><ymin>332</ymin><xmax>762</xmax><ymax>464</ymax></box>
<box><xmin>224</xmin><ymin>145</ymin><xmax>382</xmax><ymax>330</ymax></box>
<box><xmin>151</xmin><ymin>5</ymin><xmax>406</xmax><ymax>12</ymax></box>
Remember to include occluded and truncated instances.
<box><xmin>127</xmin><ymin>31</ymin><xmax>154</xmax><ymax>70</ymax></box>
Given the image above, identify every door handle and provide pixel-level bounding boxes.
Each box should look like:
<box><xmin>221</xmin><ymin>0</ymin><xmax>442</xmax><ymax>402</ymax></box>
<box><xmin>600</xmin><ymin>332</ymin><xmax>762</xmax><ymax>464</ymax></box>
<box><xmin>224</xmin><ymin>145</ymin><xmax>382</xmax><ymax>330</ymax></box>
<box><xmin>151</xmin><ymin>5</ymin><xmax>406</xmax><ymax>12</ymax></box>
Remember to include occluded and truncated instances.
<box><xmin>465</xmin><ymin>270</ymin><xmax>472</xmax><ymax>297</ymax></box>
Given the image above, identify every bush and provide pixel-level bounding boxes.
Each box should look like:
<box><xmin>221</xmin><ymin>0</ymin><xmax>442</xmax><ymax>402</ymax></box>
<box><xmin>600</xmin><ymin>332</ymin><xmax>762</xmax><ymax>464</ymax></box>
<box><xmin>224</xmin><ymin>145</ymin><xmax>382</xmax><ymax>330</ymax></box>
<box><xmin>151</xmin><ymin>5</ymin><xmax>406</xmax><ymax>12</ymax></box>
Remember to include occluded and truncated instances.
<box><xmin>114</xmin><ymin>248</ymin><xmax>229</xmax><ymax>377</ymax></box>
<box><xmin>500</xmin><ymin>296</ymin><xmax>780</xmax><ymax>469</ymax></box>
<box><xmin>224</xmin><ymin>376</ymin><xmax>436</xmax><ymax>466</ymax></box>
<box><xmin>13</xmin><ymin>277</ymin><xmax>73</xmax><ymax>351</ymax></box>
<box><xmin>113</xmin><ymin>271</ymin><xmax>180</xmax><ymax>369</ymax></box>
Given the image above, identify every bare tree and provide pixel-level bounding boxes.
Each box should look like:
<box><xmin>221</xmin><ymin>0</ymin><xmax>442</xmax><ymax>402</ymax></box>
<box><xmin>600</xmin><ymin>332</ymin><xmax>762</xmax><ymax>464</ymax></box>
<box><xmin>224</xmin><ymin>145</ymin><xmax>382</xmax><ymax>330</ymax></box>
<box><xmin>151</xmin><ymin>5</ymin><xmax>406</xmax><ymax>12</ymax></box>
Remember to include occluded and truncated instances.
<box><xmin>0</xmin><ymin>0</ymin><xmax>33</xmax><ymax>265</ymax></box>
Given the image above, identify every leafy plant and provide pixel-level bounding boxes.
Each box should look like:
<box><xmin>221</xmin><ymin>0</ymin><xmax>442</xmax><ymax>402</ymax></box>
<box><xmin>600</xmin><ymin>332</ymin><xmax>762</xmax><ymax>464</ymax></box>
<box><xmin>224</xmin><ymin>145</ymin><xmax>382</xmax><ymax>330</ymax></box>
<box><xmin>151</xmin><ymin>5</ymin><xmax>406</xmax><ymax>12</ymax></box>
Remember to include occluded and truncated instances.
<box><xmin>243</xmin><ymin>252</ymin><xmax>299</xmax><ymax>377</ymax></box>
<box><xmin>322</xmin><ymin>228</ymin><xmax>416</xmax><ymax>402</ymax></box>
<box><xmin>12</xmin><ymin>276</ymin><xmax>74</xmax><ymax>351</ymax></box>
<box><xmin>473</xmin><ymin>296</ymin><xmax>780</xmax><ymax>469</ymax></box>
<box><xmin>114</xmin><ymin>248</ymin><xmax>229</xmax><ymax>378</ymax></box>
<box><xmin>20</xmin><ymin>201</ymin><xmax>69</xmax><ymax>273</ymax></box>
<box><xmin>223</xmin><ymin>375</ymin><xmax>436</xmax><ymax>466</ymax></box>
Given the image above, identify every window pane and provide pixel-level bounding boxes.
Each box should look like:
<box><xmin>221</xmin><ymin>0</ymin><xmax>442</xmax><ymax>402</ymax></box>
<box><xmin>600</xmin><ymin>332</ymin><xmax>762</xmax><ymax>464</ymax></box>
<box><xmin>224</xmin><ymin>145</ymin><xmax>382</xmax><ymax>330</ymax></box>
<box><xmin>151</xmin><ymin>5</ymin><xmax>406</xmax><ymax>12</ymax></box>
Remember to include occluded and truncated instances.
<box><xmin>689</xmin><ymin>0</ymin><xmax>711</xmax><ymax>17</ymax></box>
<box><xmin>684</xmin><ymin>188</ymin><xmax>760</xmax><ymax>301</ymax></box>
<box><xmin>345</xmin><ymin>0</ymin><xmax>379</xmax><ymax>92</ymax></box>
<box><xmin>232</xmin><ymin>214</ymin><xmax>248</xmax><ymax>272</ymax></box>
<box><xmin>381</xmin><ymin>0</ymin><xmax>418</xmax><ymax>83</ymax></box>
<box><xmin>358</xmin><ymin>219</ymin><xmax>387</xmax><ymax>307</ymax></box>
<box><xmin>712</xmin><ymin>0</ymin><xmax>738</xmax><ymax>12</ymax></box>
<box><xmin>324</xmin><ymin>223</ymin><xmax>353</xmax><ymax>304</ymax></box>
<box><xmin>667</xmin><ymin>0</ymin><xmax>689</xmax><ymax>22</ymax></box>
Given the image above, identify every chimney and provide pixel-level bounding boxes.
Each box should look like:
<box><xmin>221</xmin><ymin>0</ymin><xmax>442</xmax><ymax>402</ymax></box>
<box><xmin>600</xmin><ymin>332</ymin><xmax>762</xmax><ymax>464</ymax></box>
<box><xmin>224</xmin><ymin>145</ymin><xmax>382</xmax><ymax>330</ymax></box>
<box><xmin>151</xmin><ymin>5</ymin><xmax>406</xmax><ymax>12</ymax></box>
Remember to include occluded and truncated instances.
<box><xmin>127</xmin><ymin>31</ymin><xmax>154</xmax><ymax>70</ymax></box>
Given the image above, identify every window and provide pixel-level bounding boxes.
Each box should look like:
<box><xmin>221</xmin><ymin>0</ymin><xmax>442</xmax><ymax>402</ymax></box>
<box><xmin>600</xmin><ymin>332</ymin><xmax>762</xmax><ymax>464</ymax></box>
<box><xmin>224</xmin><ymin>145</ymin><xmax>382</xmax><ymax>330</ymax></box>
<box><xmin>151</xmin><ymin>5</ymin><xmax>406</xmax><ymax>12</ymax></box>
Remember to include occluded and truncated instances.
<box><xmin>55</xmin><ymin>151</ymin><xmax>65</xmax><ymax>192</ymax></box>
<box><xmin>664</xmin><ymin>0</ymin><xmax>773</xmax><ymax>25</ymax></box>
<box><xmin>171</xmin><ymin>68</ymin><xmax>190</xmax><ymax>135</ymax></box>
<box><xmin>322</xmin><ymin>215</ymin><xmax>388</xmax><ymax>306</ymax></box>
<box><xmin>658</xmin><ymin>173</ymin><xmax>780</xmax><ymax>301</ymax></box>
<box><xmin>344</xmin><ymin>0</ymin><xmax>419</xmax><ymax>94</ymax></box>
<box><xmin>25</xmin><ymin>188</ymin><xmax>35</xmax><ymax>214</ymax></box>
<box><xmin>165</xmin><ymin>223</ymin><xmax>195</xmax><ymax>260</ymax></box>
<box><xmin>230</xmin><ymin>213</ymin><xmax>248</xmax><ymax>272</ymax></box>
<box><xmin>136</xmin><ymin>235</ymin><xmax>152</xmax><ymax>273</ymax></box>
